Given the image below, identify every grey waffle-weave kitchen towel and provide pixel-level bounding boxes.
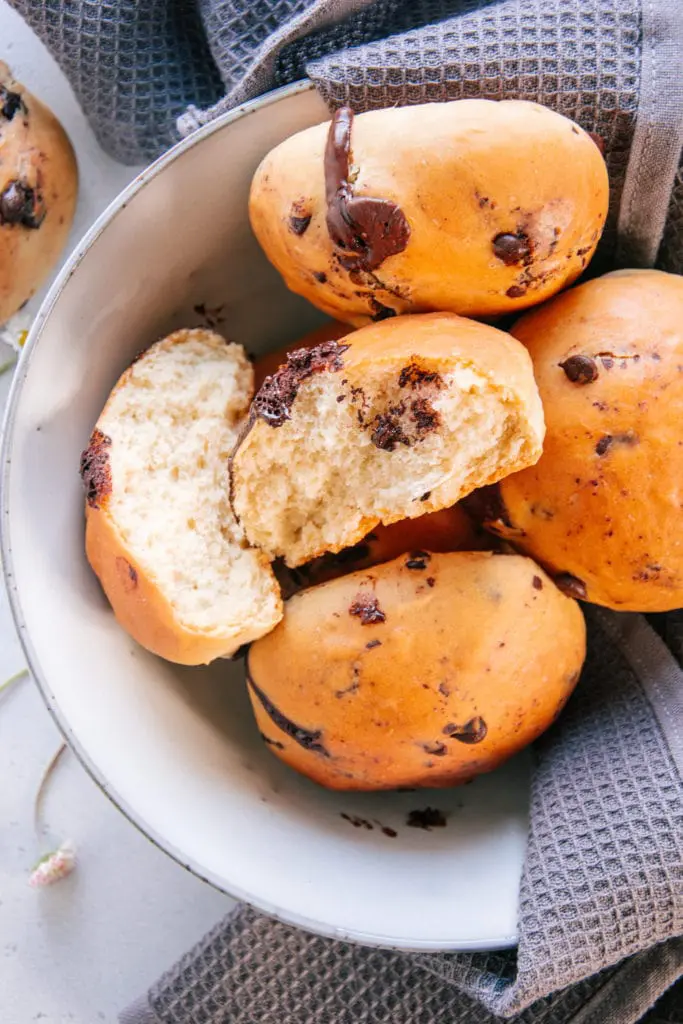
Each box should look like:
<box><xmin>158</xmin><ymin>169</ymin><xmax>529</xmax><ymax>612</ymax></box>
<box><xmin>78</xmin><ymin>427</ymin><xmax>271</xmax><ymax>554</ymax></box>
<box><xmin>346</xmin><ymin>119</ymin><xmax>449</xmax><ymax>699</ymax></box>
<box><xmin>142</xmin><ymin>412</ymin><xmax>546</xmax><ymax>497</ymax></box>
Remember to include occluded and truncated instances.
<box><xmin>8</xmin><ymin>0</ymin><xmax>683</xmax><ymax>1021</ymax></box>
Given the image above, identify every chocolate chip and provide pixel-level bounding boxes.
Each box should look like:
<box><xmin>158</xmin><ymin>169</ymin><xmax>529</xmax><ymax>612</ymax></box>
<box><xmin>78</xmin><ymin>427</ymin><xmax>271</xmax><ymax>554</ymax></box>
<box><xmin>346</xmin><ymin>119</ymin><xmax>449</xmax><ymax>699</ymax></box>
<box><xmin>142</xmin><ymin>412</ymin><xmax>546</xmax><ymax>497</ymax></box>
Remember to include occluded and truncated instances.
<box><xmin>595</xmin><ymin>435</ymin><xmax>612</xmax><ymax>456</ymax></box>
<box><xmin>443</xmin><ymin>717</ymin><xmax>488</xmax><ymax>744</ymax></box>
<box><xmin>506</xmin><ymin>284</ymin><xmax>527</xmax><ymax>298</ymax></box>
<box><xmin>406</xmin><ymin>808</ymin><xmax>447</xmax><ymax>830</ymax></box>
<box><xmin>595</xmin><ymin>431</ymin><xmax>639</xmax><ymax>456</ymax></box>
<box><xmin>426</xmin><ymin>577</ymin><xmax>435</xmax><ymax>588</ymax></box>
<box><xmin>492</xmin><ymin>232</ymin><xmax>532</xmax><ymax>266</ymax></box>
<box><xmin>370</xmin><ymin>406</ymin><xmax>409</xmax><ymax>451</ymax></box>
<box><xmin>554</xmin><ymin>573</ymin><xmax>587</xmax><ymax>600</ymax></box>
<box><xmin>289</xmin><ymin>201</ymin><xmax>312</xmax><ymax>235</ymax></box>
<box><xmin>422</xmin><ymin>741</ymin><xmax>447</xmax><ymax>756</ymax></box>
<box><xmin>366</xmin><ymin>639</ymin><xmax>382</xmax><ymax>650</ymax></box>
<box><xmin>420</xmin><ymin>491</ymin><xmax>431</xmax><ymax>501</ymax></box>
<box><xmin>313</xmin><ymin>271</ymin><xmax>327</xmax><ymax>283</ymax></box>
<box><xmin>559</xmin><ymin>354</ymin><xmax>599</xmax><ymax>384</ymax></box>
<box><xmin>406</xmin><ymin>551</ymin><xmax>430</xmax><ymax>570</ymax></box>
<box><xmin>532</xmin><ymin>575</ymin><xmax>543</xmax><ymax>590</ymax></box>
<box><xmin>410</xmin><ymin>397</ymin><xmax>440</xmax><ymax>434</ymax></box>
<box><xmin>0</xmin><ymin>180</ymin><xmax>45</xmax><ymax>229</ymax></box>
<box><xmin>0</xmin><ymin>85</ymin><xmax>26</xmax><ymax>120</ymax></box>
<box><xmin>252</xmin><ymin>341</ymin><xmax>349</xmax><ymax>427</ymax></box>
<box><xmin>398</xmin><ymin>363</ymin><xmax>443</xmax><ymax>389</ymax></box>
<box><xmin>349</xmin><ymin>593</ymin><xmax>386</xmax><ymax>625</ymax></box>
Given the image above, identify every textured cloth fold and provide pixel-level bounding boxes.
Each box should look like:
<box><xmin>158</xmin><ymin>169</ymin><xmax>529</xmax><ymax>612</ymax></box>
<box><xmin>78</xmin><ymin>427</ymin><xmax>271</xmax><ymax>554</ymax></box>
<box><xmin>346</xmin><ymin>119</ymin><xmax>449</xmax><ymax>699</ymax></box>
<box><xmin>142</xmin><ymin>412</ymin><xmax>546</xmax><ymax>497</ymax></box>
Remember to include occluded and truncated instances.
<box><xmin>6</xmin><ymin>1</ymin><xmax>683</xmax><ymax>1021</ymax></box>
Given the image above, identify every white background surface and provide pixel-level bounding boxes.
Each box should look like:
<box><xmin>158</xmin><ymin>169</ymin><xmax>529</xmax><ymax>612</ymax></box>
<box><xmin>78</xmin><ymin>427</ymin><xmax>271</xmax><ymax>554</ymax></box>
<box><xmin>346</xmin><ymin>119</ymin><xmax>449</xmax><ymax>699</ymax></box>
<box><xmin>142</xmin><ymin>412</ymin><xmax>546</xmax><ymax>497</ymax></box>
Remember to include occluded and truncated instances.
<box><xmin>0</xmin><ymin>4</ymin><xmax>236</xmax><ymax>1021</ymax></box>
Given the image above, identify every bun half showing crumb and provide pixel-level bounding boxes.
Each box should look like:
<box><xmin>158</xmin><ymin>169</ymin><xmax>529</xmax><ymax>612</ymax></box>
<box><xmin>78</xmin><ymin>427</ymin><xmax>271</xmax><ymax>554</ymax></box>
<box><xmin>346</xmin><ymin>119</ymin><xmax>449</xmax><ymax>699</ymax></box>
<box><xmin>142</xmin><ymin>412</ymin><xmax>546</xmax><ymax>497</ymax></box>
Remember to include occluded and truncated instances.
<box><xmin>81</xmin><ymin>329</ymin><xmax>283</xmax><ymax>665</ymax></box>
<box><xmin>231</xmin><ymin>312</ymin><xmax>545</xmax><ymax>567</ymax></box>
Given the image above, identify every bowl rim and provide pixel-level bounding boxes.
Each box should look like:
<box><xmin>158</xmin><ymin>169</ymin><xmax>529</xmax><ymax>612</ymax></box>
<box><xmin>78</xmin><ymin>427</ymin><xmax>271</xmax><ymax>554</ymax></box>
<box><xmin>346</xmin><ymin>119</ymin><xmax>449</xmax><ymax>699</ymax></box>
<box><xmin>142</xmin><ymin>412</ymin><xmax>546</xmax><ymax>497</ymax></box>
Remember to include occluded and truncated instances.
<box><xmin>0</xmin><ymin>79</ymin><xmax>518</xmax><ymax>952</ymax></box>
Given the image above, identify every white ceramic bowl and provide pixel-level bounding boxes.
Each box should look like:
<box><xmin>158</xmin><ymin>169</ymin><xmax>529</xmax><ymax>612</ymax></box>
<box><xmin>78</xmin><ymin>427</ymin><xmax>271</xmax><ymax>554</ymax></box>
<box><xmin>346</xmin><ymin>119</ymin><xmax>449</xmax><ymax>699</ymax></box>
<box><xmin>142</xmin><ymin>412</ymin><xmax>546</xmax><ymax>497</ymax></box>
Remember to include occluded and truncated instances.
<box><xmin>1</xmin><ymin>82</ymin><xmax>529</xmax><ymax>951</ymax></box>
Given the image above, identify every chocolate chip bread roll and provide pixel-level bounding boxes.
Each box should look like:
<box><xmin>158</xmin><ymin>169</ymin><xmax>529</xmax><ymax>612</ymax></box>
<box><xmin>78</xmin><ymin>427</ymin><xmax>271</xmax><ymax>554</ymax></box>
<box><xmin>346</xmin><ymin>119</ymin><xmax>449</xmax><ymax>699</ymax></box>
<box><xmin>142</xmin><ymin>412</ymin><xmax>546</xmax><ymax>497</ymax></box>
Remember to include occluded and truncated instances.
<box><xmin>231</xmin><ymin>312</ymin><xmax>545</xmax><ymax>567</ymax></box>
<box><xmin>248</xmin><ymin>551</ymin><xmax>586</xmax><ymax>790</ymax></box>
<box><xmin>249</xmin><ymin>99</ymin><xmax>608</xmax><ymax>326</ymax></box>
<box><xmin>495</xmin><ymin>270</ymin><xmax>683</xmax><ymax>611</ymax></box>
<box><xmin>0</xmin><ymin>62</ymin><xmax>78</xmax><ymax>324</ymax></box>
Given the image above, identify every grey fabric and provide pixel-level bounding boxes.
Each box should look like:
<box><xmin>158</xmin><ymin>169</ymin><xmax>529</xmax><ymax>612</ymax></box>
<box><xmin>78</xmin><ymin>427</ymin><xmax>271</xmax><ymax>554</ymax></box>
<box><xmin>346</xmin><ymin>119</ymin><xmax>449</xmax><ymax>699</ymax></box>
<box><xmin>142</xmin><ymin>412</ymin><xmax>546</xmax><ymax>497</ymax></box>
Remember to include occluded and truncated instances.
<box><xmin>616</xmin><ymin>0</ymin><xmax>683</xmax><ymax>266</ymax></box>
<box><xmin>6</xmin><ymin>1</ymin><xmax>683</xmax><ymax>1021</ymax></box>
<box><xmin>10</xmin><ymin>0</ymin><xmax>683</xmax><ymax>266</ymax></box>
<box><xmin>117</xmin><ymin>612</ymin><xmax>683</xmax><ymax>1024</ymax></box>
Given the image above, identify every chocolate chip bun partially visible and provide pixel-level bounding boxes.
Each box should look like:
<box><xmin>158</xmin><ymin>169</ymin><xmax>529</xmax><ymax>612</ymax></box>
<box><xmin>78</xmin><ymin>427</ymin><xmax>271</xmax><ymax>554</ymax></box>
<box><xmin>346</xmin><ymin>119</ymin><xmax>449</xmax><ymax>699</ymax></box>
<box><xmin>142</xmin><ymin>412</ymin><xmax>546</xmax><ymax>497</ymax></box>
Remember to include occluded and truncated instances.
<box><xmin>230</xmin><ymin>312</ymin><xmax>545</xmax><ymax>567</ymax></box>
<box><xmin>247</xmin><ymin>551</ymin><xmax>586</xmax><ymax>791</ymax></box>
<box><xmin>492</xmin><ymin>270</ymin><xmax>683</xmax><ymax>611</ymax></box>
<box><xmin>249</xmin><ymin>99</ymin><xmax>608</xmax><ymax>327</ymax></box>
<box><xmin>0</xmin><ymin>62</ymin><xmax>78</xmax><ymax>324</ymax></box>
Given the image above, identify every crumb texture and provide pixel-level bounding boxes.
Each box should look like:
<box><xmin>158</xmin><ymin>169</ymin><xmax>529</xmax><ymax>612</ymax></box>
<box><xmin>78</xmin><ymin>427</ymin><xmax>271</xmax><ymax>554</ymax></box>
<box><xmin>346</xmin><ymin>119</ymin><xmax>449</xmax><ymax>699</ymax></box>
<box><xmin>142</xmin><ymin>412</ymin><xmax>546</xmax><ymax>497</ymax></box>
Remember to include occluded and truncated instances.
<box><xmin>97</xmin><ymin>329</ymin><xmax>281</xmax><ymax>641</ymax></box>
<box><xmin>233</xmin><ymin>343</ymin><xmax>543</xmax><ymax>566</ymax></box>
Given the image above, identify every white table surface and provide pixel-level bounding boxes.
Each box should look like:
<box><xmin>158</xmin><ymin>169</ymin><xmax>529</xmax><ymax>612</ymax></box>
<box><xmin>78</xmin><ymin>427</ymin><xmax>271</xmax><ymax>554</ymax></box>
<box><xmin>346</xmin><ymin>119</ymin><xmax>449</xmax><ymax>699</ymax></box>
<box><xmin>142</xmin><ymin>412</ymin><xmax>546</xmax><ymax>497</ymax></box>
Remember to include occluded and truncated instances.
<box><xmin>0</xmin><ymin>5</ymin><xmax>236</xmax><ymax>1021</ymax></box>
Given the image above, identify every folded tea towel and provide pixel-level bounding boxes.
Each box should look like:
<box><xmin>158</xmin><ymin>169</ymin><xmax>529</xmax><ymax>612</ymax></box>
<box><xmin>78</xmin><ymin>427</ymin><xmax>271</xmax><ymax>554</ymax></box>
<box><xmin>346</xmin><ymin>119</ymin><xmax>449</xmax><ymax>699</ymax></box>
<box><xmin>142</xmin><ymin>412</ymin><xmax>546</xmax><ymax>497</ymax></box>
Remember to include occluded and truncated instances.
<box><xmin>6</xmin><ymin>1</ymin><xmax>683</xmax><ymax>1021</ymax></box>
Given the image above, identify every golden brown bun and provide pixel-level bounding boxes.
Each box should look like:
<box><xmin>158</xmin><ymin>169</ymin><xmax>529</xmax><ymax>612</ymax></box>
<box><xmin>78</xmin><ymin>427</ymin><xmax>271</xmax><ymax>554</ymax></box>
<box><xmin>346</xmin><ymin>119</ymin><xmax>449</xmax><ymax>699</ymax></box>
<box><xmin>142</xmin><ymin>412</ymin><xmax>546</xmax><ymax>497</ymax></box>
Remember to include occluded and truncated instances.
<box><xmin>280</xmin><ymin>504</ymin><xmax>492</xmax><ymax>594</ymax></box>
<box><xmin>0</xmin><ymin>62</ymin><xmax>78</xmax><ymax>324</ymax></box>
<box><xmin>253</xmin><ymin>320</ymin><xmax>349</xmax><ymax>390</ymax></box>
<box><xmin>249</xmin><ymin>100</ymin><xmax>608</xmax><ymax>327</ymax></box>
<box><xmin>232</xmin><ymin>312</ymin><xmax>545</xmax><ymax>567</ymax></box>
<box><xmin>497</xmin><ymin>269</ymin><xmax>683</xmax><ymax>611</ymax></box>
<box><xmin>248</xmin><ymin>551</ymin><xmax>586</xmax><ymax>790</ymax></box>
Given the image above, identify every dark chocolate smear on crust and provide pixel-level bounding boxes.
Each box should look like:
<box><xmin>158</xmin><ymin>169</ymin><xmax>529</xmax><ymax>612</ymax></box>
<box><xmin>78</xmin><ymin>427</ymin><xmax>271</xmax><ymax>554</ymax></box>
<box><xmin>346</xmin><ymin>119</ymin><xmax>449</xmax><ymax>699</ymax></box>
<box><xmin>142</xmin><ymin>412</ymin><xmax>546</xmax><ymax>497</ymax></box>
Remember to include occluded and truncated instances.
<box><xmin>442</xmin><ymin>717</ymin><xmax>488</xmax><ymax>744</ymax></box>
<box><xmin>0</xmin><ymin>180</ymin><xmax>46</xmax><ymax>229</ymax></box>
<box><xmin>324</xmin><ymin>107</ymin><xmax>410</xmax><ymax>273</ymax></box>
<box><xmin>0</xmin><ymin>85</ymin><xmax>26</xmax><ymax>120</ymax></box>
<box><xmin>349</xmin><ymin>593</ymin><xmax>386</xmax><ymax>625</ymax></box>
<box><xmin>247</xmin><ymin>672</ymin><xmax>329</xmax><ymax>757</ymax></box>
<box><xmin>406</xmin><ymin>807</ymin><xmax>447</xmax><ymax>830</ymax></box>
<box><xmin>80</xmin><ymin>429</ymin><xmax>112</xmax><ymax>509</ymax></box>
<box><xmin>554</xmin><ymin>572</ymin><xmax>587</xmax><ymax>600</ymax></box>
<box><xmin>559</xmin><ymin>354</ymin><xmax>599</xmax><ymax>384</ymax></box>
<box><xmin>252</xmin><ymin>340</ymin><xmax>349</xmax><ymax>427</ymax></box>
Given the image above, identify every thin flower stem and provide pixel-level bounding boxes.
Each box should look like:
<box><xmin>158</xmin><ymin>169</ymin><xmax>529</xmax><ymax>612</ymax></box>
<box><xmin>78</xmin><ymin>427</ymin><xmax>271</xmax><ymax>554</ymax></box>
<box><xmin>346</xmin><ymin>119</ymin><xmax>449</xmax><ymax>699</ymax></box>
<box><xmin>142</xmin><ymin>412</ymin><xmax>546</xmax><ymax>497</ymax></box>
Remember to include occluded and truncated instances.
<box><xmin>34</xmin><ymin>742</ymin><xmax>68</xmax><ymax>834</ymax></box>
<box><xmin>0</xmin><ymin>354</ymin><xmax>17</xmax><ymax>376</ymax></box>
<box><xmin>0</xmin><ymin>666</ymin><xmax>29</xmax><ymax>699</ymax></box>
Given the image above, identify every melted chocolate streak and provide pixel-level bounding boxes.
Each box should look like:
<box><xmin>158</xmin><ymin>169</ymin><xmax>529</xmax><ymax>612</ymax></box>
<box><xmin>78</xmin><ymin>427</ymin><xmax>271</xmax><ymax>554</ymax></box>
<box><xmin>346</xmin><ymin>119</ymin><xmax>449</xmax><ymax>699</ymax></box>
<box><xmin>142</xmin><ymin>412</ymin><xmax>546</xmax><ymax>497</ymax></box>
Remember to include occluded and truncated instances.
<box><xmin>324</xmin><ymin>108</ymin><xmax>410</xmax><ymax>272</ymax></box>
<box><xmin>247</xmin><ymin>672</ymin><xmax>330</xmax><ymax>757</ymax></box>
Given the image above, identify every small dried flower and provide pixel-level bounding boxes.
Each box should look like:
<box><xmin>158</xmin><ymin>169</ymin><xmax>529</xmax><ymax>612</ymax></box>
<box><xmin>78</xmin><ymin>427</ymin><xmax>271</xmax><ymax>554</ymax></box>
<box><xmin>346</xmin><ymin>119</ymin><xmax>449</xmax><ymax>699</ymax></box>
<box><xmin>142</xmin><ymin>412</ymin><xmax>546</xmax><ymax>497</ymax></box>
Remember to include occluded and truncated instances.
<box><xmin>29</xmin><ymin>841</ymin><xmax>76</xmax><ymax>888</ymax></box>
